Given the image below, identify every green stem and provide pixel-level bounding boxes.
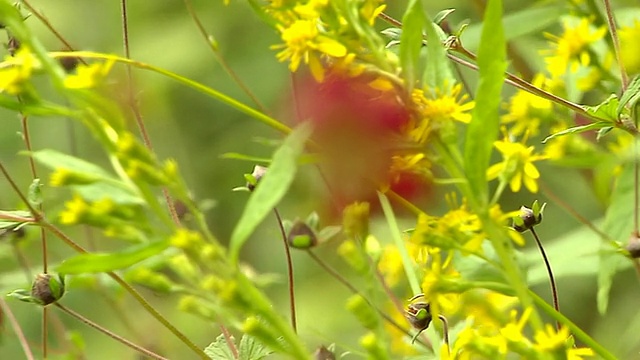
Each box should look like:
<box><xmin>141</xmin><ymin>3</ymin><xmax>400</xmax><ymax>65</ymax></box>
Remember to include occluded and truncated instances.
<box><xmin>378</xmin><ymin>192</ymin><xmax>421</xmax><ymax>295</ymax></box>
<box><xmin>529</xmin><ymin>291</ymin><xmax>617</xmax><ymax>360</ymax></box>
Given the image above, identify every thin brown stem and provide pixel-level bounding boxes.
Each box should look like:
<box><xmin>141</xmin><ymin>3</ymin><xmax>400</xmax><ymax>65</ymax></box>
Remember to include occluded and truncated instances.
<box><xmin>0</xmin><ymin>297</ymin><xmax>35</xmax><ymax>360</ymax></box>
<box><xmin>530</xmin><ymin>227</ymin><xmax>560</xmax><ymax>331</ymax></box>
<box><xmin>0</xmin><ymin>162</ymin><xmax>209</xmax><ymax>359</ymax></box>
<box><xmin>20</xmin><ymin>0</ymin><xmax>87</xmax><ymax>65</ymax></box>
<box><xmin>307</xmin><ymin>250</ymin><xmax>431</xmax><ymax>349</ymax></box>
<box><xmin>182</xmin><ymin>0</ymin><xmax>268</xmax><ymax>113</ymax></box>
<box><xmin>273</xmin><ymin>208</ymin><xmax>297</xmax><ymax>333</ymax></box>
<box><xmin>54</xmin><ymin>303</ymin><xmax>168</xmax><ymax>360</ymax></box>
<box><xmin>438</xmin><ymin>315</ymin><xmax>450</xmax><ymax>356</ymax></box>
<box><xmin>602</xmin><ymin>0</ymin><xmax>628</xmax><ymax>91</ymax></box>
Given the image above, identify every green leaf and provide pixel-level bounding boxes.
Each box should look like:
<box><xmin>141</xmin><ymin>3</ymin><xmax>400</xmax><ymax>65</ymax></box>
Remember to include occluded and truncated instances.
<box><xmin>617</xmin><ymin>75</ymin><xmax>640</xmax><ymax>115</ymax></box>
<box><xmin>583</xmin><ymin>94</ymin><xmax>620</xmax><ymax>122</ymax></box>
<box><xmin>433</xmin><ymin>9</ymin><xmax>455</xmax><ymax>25</ymax></box>
<box><xmin>72</xmin><ymin>181</ymin><xmax>143</xmax><ymax>205</ymax></box>
<box><xmin>204</xmin><ymin>334</ymin><xmax>237</xmax><ymax>360</ymax></box>
<box><xmin>27</xmin><ymin>149</ymin><xmax>112</xmax><ymax>179</ymax></box>
<box><xmin>399</xmin><ymin>0</ymin><xmax>427</xmax><ymax>92</ymax></box>
<box><xmin>542</xmin><ymin>121</ymin><xmax>612</xmax><ymax>143</ymax></box>
<box><xmin>598</xmin><ymin>163</ymin><xmax>635</xmax><ymax>314</ymax></box>
<box><xmin>28</xmin><ymin>178</ymin><xmax>43</xmax><ymax>207</ymax></box>
<box><xmin>229</xmin><ymin>123</ymin><xmax>313</xmax><ymax>264</ymax></box>
<box><xmin>0</xmin><ymin>210</ymin><xmax>33</xmax><ymax>230</ymax></box>
<box><xmin>464</xmin><ymin>0</ymin><xmax>506</xmax><ymax>207</ymax></box>
<box><xmin>239</xmin><ymin>335</ymin><xmax>273</xmax><ymax>360</ymax></box>
<box><xmin>423</xmin><ymin>19</ymin><xmax>454</xmax><ymax>90</ymax></box>
<box><xmin>461</xmin><ymin>5</ymin><xmax>564</xmax><ymax>50</ymax></box>
<box><xmin>56</xmin><ymin>240</ymin><xmax>169</xmax><ymax>274</ymax></box>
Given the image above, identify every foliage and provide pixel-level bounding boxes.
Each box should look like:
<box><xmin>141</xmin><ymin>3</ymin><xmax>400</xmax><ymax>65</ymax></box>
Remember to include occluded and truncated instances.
<box><xmin>0</xmin><ymin>0</ymin><xmax>639</xmax><ymax>359</ymax></box>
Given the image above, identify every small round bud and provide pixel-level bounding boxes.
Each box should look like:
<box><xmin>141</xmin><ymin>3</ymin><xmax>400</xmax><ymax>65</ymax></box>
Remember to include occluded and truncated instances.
<box><xmin>247</xmin><ymin>165</ymin><xmax>267</xmax><ymax>191</ymax></box>
<box><xmin>59</xmin><ymin>53</ymin><xmax>80</xmax><ymax>73</ymax></box>
<box><xmin>313</xmin><ymin>346</ymin><xmax>336</xmax><ymax>360</ymax></box>
<box><xmin>626</xmin><ymin>235</ymin><xmax>640</xmax><ymax>258</ymax></box>
<box><xmin>405</xmin><ymin>302</ymin><xmax>432</xmax><ymax>331</ymax></box>
<box><xmin>512</xmin><ymin>206</ymin><xmax>542</xmax><ymax>233</ymax></box>
<box><xmin>31</xmin><ymin>273</ymin><xmax>65</xmax><ymax>306</ymax></box>
<box><xmin>287</xmin><ymin>220</ymin><xmax>317</xmax><ymax>249</ymax></box>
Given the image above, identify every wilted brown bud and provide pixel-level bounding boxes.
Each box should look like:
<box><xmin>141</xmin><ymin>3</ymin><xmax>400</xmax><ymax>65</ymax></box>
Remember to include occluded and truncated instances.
<box><xmin>405</xmin><ymin>302</ymin><xmax>431</xmax><ymax>331</ymax></box>
<box><xmin>31</xmin><ymin>273</ymin><xmax>65</xmax><ymax>306</ymax></box>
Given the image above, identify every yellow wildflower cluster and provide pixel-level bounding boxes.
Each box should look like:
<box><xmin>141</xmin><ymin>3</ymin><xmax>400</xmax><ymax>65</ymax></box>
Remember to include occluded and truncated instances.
<box><xmin>619</xmin><ymin>19</ymin><xmax>640</xmax><ymax>75</ymax></box>
<box><xmin>446</xmin><ymin>310</ymin><xmax>594</xmax><ymax>359</ymax></box>
<box><xmin>0</xmin><ymin>46</ymin><xmax>39</xmax><ymax>95</ymax></box>
<box><xmin>502</xmin><ymin>75</ymin><xmax>554</xmax><ymax>137</ymax></box>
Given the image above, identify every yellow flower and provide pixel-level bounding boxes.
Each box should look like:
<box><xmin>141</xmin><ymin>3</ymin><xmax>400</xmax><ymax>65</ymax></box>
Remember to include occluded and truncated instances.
<box><xmin>272</xmin><ymin>19</ymin><xmax>347</xmax><ymax>81</ymax></box>
<box><xmin>421</xmin><ymin>250</ymin><xmax>460</xmax><ymax>317</ymax></box>
<box><xmin>377</xmin><ymin>245</ymin><xmax>403</xmax><ymax>287</ymax></box>
<box><xmin>619</xmin><ymin>19</ymin><xmax>640</xmax><ymax>75</ymax></box>
<box><xmin>534</xmin><ymin>325</ymin><xmax>594</xmax><ymax>359</ymax></box>
<box><xmin>413</xmin><ymin>84</ymin><xmax>475</xmax><ymax>126</ymax></box>
<box><xmin>0</xmin><ymin>46</ymin><xmax>38</xmax><ymax>95</ymax></box>
<box><xmin>544</xmin><ymin>17</ymin><xmax>606</xmax><ymax>77</ymax></box>
<box><xmin>360</xmin><ymin>1</ymin><xmax>386</xmax><ymax>26</ymax></box>
<box><xmin>59</xmin><ymin>195</ymin><xmax>89</xmax><ymax>225</ymax></box>
<box><xmin>486</xmin><ymin>132</ymin><xmax>547</xmax><ymax>193</ymax></box>
<box><xmin>502</xmin><ymin>74</ymin><xmax>553</xmax><ymax>136</ymax></box>
<box><xmin>64</xmin><ymin>59</ymin><xmax>115</xmax><ymax>89</ymax></box>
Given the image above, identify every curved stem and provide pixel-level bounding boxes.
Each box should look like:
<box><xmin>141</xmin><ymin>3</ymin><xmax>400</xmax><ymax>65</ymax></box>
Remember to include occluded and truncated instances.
<box><xmin>54</xmin><ymin>303</ymin><xmax>168</xmax><ymax>360</ymax></box>
<box><xmin>530</xmin><ymin>227</ymin><xmax>560</xmax><ymax>331</ymax></box>
<box><xmin>438</xmin><ymin>315</ymin><xmax>450</xmax><ymax>356</ymax></box>
<box><xmin>0</xmin><ymin>297</ymin><xmax>35</xmax><ymax>360</ymax></box>
<box><xmin>273</xmin><ymin>208</ymin><xmax>297</xmax><ymax>333</ymax></box>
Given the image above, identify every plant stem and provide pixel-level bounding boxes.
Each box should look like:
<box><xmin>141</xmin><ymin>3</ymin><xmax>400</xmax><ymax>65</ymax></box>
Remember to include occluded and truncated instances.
<box><xmin>0</xmin><ymin>297</ymin><xmax>35</xmax><ymax>360</ymax></box>
<box><xmin>54</xmin><ymin>303</ymin><xmax>168</xmax><ymax>360</ymax></box>
<box><xmin>530</xmin><ymin>227</ymin><xmax>560</xmax><ymax>330</ymax></box>
<box><xmin>529</xmin><ymin>291</ymin><xmax>617</xmax><ymax>360</ymax></box>
<box><xmin>273</xmin><ymin>208</ymin><xmax>297</xmax><ymax>333</ymax></box>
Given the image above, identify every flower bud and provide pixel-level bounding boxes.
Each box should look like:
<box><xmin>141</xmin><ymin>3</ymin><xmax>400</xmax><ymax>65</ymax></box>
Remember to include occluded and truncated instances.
<box><xmin>512</xmin><ymin>205</ymin><xmax>542</xmax><ymax>233</ymax></box>
<box><xmin>31</xmin><ymin>273</ymin><xmax>65</xmax><ymax>306</ymax></box>
<box><xmin>405</xmin><ymin>301</ymin><xmax>432</xmax><ymax>331</ymax></box>
<box><xmin>313</xmin><ymin>346</ymin><xmax>336</xmax><ymax>360</ymax></box>
<box><xmin>246</xmin><ymin>165</ymin><xmax>267</xmax><ymax>191</ymax></box>
<box><xmin>346</xmin><ymin>294</ymin><xmax>379</xmax><ymax>330</ymax></box>
<box><xmin>342</xmin><ymin>202</ymin><xmax>370</xmax><ymax>240</ymax></box>
<box><xmin>287</xmin><ymin>220</ymin><xmax>317</xmax><ymax>249</ymax></box>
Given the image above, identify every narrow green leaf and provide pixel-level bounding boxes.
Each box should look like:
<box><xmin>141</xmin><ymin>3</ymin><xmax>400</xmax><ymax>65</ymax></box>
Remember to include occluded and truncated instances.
<box><xmin>229</xmin><ymin>123</ymin><xmax>313</xmax><ymax>264</ymax></box>
<box><xmin>461</xmin><ymin>5</ymin><xmax>564</xmax><ymax>50</ymax></box>
<box><xmin>72</xmin><ymin>182</ymin><xmax>144</xmax><ymax>205</ymax></box>
<box><xmin>464</xmin><ymin>0</ymin><xmax>506</xmax><ymax>207</ymax></box>
<box><xmin>598</xmin><ymin>163</ymin><xmax>635</xmax><ymax>314</ymax></box>
<box><xmin>542</xmin><ymin>121</ymin><xmax>612</xmax><ymax>143</ymax></box>
<box><xmin>27</xmin><ymin>149</ymin><xmax>112</xmax><ymax>178</ymax></box>
<box><xmin>56</xmin><ymin>240</ymin><xmax>169</xmax><ymax>274</ymax></box>
<box><xmin>399</xmin><ymin>0</ymin><xmax>427</xmax><ymax>92</ymax></box>
<box><xmin>0</xmin><ymin>210</ymin><xmax>33</xmax><ymax>230</ymax></box>
<box><xmin>423</xmin><ymin>19</ymin><xmax>454</xmax><ymax>90</ymax></box>
<box><xmin>617</xmin><ymin>75</ymin><xmax>640</xmax><ymax>115</ymax></box>
<box><xmin>433</xmin><ymin>9</ymin><xmax>455</xmax><ymax>25</ymax></box>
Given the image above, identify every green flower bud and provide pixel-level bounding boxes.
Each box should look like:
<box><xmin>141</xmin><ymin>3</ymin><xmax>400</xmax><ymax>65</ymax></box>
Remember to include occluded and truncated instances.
<box><xmin>125</xmin><ymin>267</ymin><xmax>174</xmax><ymax>293</ymax></box>
<box><xmin>342</xmin><ymin>202</ymin><xmax>370</xmax><ymax>239</ymax></box>
<box><xmin>246</xmin><ymin>165</ymin><xmax>267</xmax><ymax>191</ymax></box>
<box><xmin>346</xmin><ymin>294</ymin><xmax>379</xmax><ymax>330</ymax></box>
<box><xmin>359</xmin><ymin>332</ymin><xmax>388</xmax><ymax>360</ymax></box>
<box><xmin>287</xmin><ymin>220</ymin><xmax>318</xmax><ymax>249</ymax></box>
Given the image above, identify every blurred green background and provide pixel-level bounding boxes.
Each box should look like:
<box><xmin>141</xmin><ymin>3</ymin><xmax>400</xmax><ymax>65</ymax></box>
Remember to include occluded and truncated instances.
<box><xmin>1</xmin><ymin>0</ymin><xmax>640</xmax><ymax>359</ymax></box>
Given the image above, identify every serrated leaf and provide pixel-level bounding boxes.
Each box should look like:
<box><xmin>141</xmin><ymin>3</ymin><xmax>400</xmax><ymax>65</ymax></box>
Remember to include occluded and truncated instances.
<box><xmin>229</xmin><ymin>123</ymin><xmax>313</xmax><ymax>264</ymax></box>
<box><xmin>28</xmin><ymin>179</ymin><xmax>42</xmax><ymax>207</ymax></box>
<box><xmin>27</xmin><ymin>149</ymin><xmax>112</xmax><ymax>179</ymax></box>
<box><xmin>239</xmin><ymin>335</ymin><xmax>273</xmax><ymax>360</ymax></box>
<box><xmin>464</xmin><ymin>0</ymin><xmax>506</xmax><ymax>207</ymax></box>
<box><xmin>542</xmin><ymin>121</ymin><xmax>612</xmax><ymax>143</ymax></box>
<box><xmin>598</xmin><ymin>163</ymin><xmax>635</xmax><ymax>314</ymax></box>
<box><xmin>617</xmin><ymin>75</ymin><xmax>640</xmax><ymax>115</ymax></box>
<box><xmin>204</xmin><ymin>334</ymin><xmax>237</xmax><ymax>360</ymax></box>
<box><xmin>583</xmin><ymin>94</ymin><xmax>620</xmax><ymax>122</ymax></box>
<box><xmin>399</xmin><ymin>0</ymin><xmax>427</xmax><ymax>92</ymax></box>
<box><xmin>56</xmin><ymin>240</ymin><xmax>169</xmax><ymax>274</ymax></box>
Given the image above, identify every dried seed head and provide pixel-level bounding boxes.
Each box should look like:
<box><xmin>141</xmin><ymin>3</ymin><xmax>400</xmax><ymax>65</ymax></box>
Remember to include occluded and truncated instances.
<box><xmin>287</xmin><ymin>220</ymin><xmax>317</xmax><ymax>249</ymax></box>
<box><xmin>513</xmin><ymin>206</ymin><xmax>542</xmax><ymax>233</ymax></box>
<box><xmin>31</xmin><ymin>273</ymin><xmax>65</xmax><ymax>306</ymax></box>
<box><xmin>626</xmin><ymin>234</ymin><xmax>640</xmax><ymax>258</ymax></box>
<box><xmin>59</xmin><ymin>55</ymin><xmax>80</xmax><ymax>73</ymax></box>
<box><xmin>405</xmin><ymin>302</ymin><xmax>432</xmax><ymax>331</ymax></box>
